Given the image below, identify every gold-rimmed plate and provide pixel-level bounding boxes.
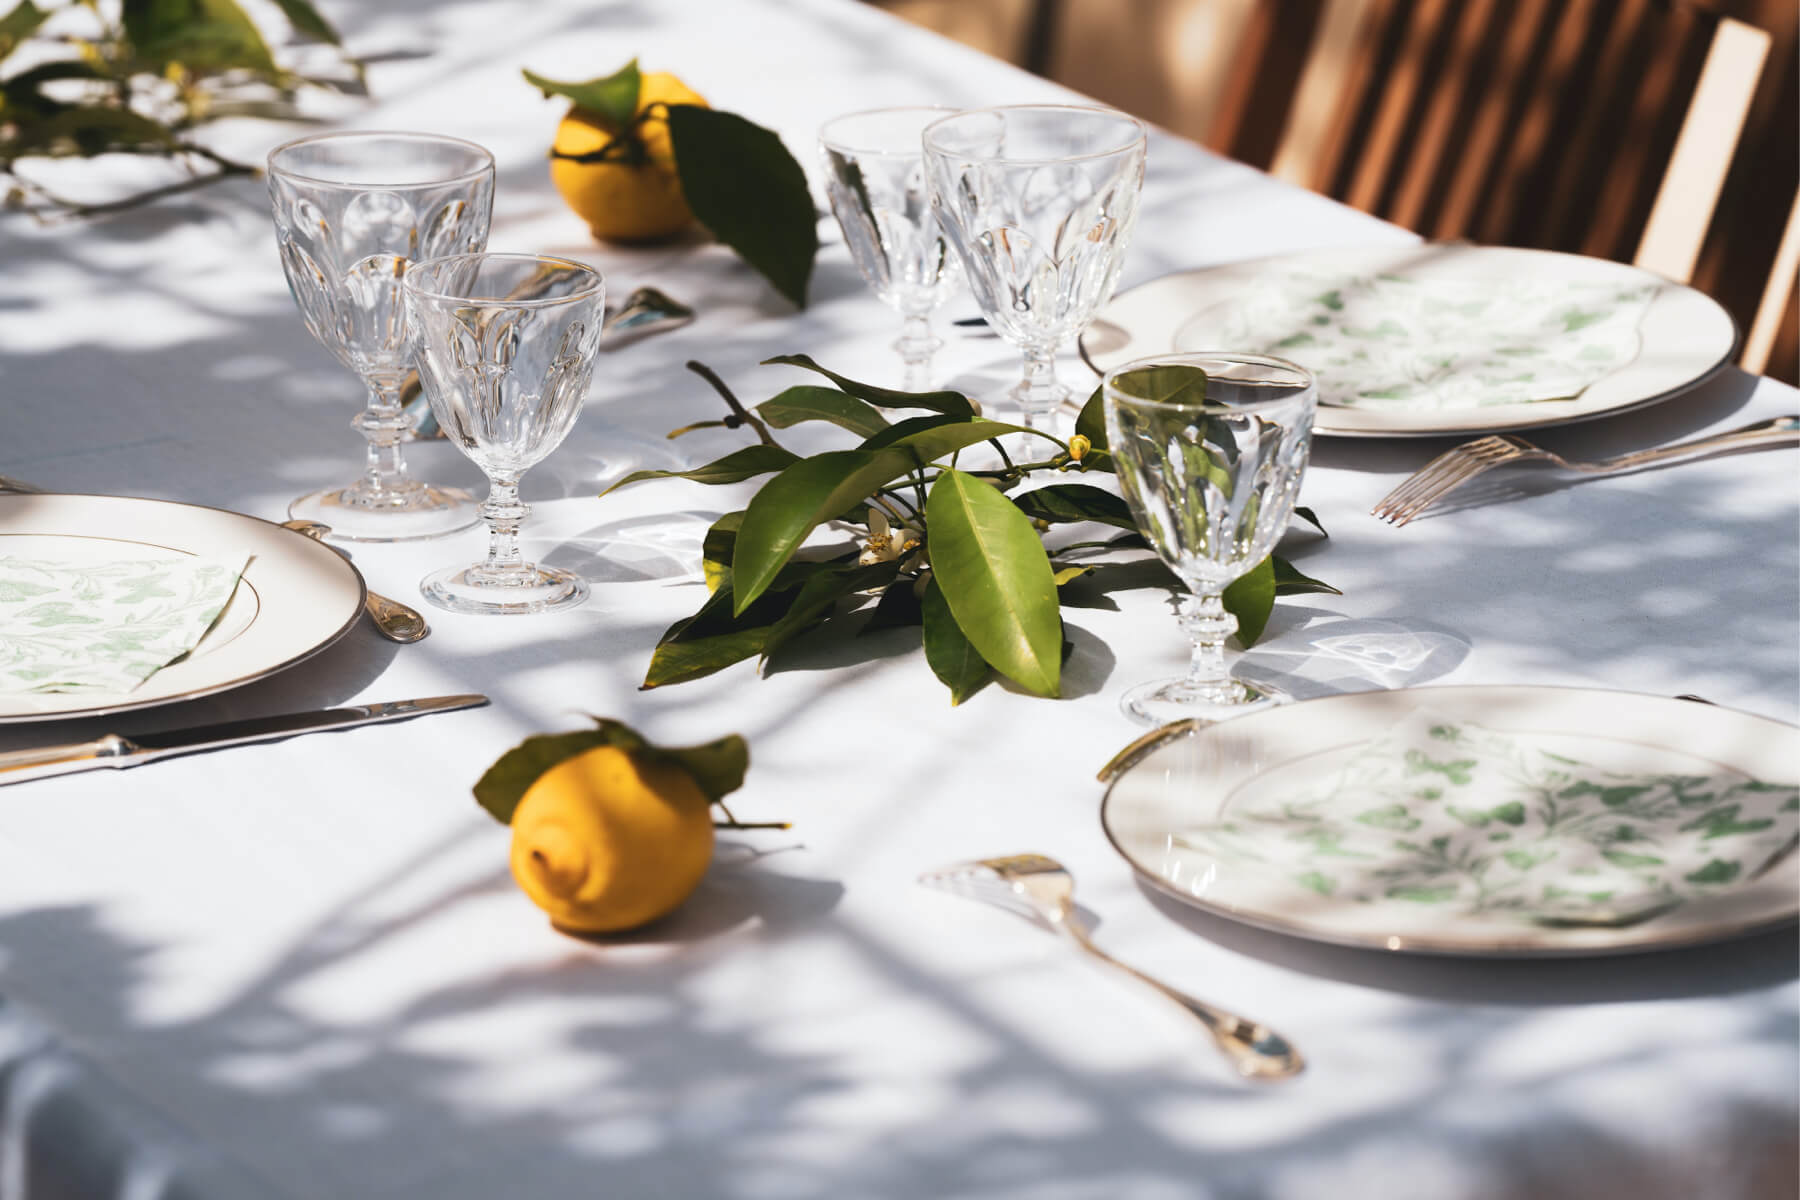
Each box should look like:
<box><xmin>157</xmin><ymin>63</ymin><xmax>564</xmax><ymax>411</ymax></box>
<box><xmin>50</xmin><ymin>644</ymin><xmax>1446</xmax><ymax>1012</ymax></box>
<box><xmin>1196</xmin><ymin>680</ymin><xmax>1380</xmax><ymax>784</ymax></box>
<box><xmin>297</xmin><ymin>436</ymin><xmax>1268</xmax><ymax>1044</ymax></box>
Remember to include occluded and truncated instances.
<box><xmin>1101</xmin><ymin>686</ymin><xmax>1799</xmax><ymax>957</ymax></box>
<box><xmin>1080</xmin><ymin>244</ymin><xmax>1738</xmax><ymax>437</ymax></box>
<box><xmin>0</xmin><ymin>494</ymin><xmax>365</xmax><ymax>723</ymax></box>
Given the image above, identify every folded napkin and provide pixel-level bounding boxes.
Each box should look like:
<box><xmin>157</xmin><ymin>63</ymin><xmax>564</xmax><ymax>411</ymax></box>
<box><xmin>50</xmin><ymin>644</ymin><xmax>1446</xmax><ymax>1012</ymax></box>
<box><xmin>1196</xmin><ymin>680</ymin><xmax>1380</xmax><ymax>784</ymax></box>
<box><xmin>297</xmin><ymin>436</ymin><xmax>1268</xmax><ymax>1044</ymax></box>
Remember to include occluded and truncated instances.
<box><xmin>1177</xmin><ymin>710</ymin><xmax>1798</xmax><ymax>924</ymax></box>
<box><xmin>1174</xmin><ymin>271</ymin><xmax>1658</xmax><ymax>411</ymax></box>
<box><xmin>0</xmin><ymin>553</ymin><xmax>248</xmax><ymax>694</ymax></box>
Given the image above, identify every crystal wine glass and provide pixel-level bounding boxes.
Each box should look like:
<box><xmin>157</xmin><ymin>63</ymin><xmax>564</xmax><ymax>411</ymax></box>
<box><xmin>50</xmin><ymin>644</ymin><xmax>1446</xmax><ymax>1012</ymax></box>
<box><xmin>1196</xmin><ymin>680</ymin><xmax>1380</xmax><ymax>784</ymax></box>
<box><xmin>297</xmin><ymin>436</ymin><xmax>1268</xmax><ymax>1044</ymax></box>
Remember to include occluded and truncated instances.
<box><xmin>923</xmin><ymin>104</ymin><xmax>1146</xmax><ymax>426</ymax></box>
<box><xmin>818</xmin><ymin>106</ymin><xmax>961</xmax><ymax>391</ymax></box>
<box><xmin>1103</xmin><ymin>352</ymin><xmax>1317</xmax><ymax>726</ymax></box>
<box><xmin>267</xmin><ymin>130</ymin><xmax>495</xmax><ymax>541</ymax></box>
<box><xmin>402</xmin><ymin>253</ymin><xmax>606</xmax><ymax>616</ymax></box>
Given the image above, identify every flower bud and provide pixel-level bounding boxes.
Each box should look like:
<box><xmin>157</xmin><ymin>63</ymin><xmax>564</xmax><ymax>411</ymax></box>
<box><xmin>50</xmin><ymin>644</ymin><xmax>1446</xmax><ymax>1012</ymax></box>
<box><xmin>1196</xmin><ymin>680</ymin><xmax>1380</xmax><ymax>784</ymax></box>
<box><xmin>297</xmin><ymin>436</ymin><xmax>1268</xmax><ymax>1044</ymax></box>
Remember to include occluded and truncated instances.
<box><xmin>1068</xmin><ymin>434</ymin><xmax>1090</xmax><ymax>462</ymax></box>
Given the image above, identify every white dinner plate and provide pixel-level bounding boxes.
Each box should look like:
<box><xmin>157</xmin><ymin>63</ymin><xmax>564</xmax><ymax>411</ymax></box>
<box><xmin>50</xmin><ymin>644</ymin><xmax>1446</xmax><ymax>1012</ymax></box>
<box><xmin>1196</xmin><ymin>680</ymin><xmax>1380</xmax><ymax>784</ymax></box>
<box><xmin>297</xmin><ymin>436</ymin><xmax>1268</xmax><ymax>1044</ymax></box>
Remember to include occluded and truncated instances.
<box><xmin>1079</xmin><ymin>245</ymin><xmax>1738</xmax><ymax>437</ymax></box>
<box><xmin>1100</xmin><ymin>686</ymin><xmax>1799</xmax><ymax>957</ymax></box>
<box><xmin>0</xmin><ymin>494</ymin><xmax>365</xmax><ymax>723</ymax></box>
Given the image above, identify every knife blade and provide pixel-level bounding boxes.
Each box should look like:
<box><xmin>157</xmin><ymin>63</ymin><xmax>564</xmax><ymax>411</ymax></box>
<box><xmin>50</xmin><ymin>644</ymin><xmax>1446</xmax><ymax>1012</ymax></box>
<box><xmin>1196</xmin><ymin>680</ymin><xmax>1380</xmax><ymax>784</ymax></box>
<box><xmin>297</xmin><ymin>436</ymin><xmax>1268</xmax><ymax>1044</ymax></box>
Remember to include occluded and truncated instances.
<box><xmin>0</xmin><ymin>694</ymin><xmax>489</xmax><ymax>786</ymax></box>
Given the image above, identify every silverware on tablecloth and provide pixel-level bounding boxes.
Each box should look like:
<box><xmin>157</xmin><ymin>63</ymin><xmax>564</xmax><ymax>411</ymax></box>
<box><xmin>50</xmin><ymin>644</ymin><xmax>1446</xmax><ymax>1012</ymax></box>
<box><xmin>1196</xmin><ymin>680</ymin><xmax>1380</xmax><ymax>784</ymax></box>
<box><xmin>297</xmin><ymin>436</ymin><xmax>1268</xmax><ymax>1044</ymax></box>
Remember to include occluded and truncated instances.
<box><xmin>402</xmin><ymin>285</ymin><xmax>694</xmax><ymax>437</ymax></box>
<box><xmin>919</xmin><ymin>852</ymin><xmax>1305</xmax><ymax>1081</ymax></box>
<box><xmin>1372</xmin><ymin>415</ymin><xmax>1800</xmax><ymax>526</ymax></box>
<box><xmin>280</xmin><ymin>520</ymin><xmax>429</xmax><ymax>643</ymax></box>
<box><xmin>0</xmin><ymin>693</ymin><xmax>488</xmax><ymax>786</ymax></box>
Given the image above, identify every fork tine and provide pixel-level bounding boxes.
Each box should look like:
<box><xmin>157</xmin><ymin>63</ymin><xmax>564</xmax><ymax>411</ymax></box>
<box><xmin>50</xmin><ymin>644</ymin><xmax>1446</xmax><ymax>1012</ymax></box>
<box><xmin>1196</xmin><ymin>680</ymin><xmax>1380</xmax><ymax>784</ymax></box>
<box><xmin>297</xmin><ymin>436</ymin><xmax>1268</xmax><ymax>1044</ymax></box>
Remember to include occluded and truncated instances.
<box><xmin>1386</xmin><ymin>441</ymin><xmax>1515</xmax><ymax>525</ymax></box>
<box><xmin>1371</xmin><ymin>443</ymin><xmax>1478</xmax><ymax>519</ymax></box>
<box><xmin>1386</xmin><ymin>457</ymin><xmax>1494</xmax><ymax>525</ymax></box>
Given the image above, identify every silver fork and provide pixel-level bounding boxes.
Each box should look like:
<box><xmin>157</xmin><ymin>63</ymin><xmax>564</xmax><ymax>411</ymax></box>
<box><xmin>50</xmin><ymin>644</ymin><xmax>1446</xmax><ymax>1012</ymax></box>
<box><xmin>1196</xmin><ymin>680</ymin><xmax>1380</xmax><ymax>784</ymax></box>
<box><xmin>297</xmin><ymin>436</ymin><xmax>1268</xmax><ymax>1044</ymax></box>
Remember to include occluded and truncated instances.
<box><xmin>1372</xmin><ymin>414</ymin><xmax>1800</xmax><ymax>526</ymax></box>
<box><xmin>920</xmin><ymin>853</ymin><xmax>1304</xmax><ymax>1080</ymax></box>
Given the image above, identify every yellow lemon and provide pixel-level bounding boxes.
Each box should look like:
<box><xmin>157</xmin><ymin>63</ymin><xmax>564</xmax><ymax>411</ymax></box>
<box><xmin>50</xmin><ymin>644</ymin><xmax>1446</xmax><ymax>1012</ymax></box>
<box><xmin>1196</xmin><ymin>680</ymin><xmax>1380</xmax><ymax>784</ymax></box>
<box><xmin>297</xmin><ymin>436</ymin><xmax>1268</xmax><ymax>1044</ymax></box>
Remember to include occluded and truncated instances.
<box><xmin>509</xmin><ymin>744</ymin><xmax>714</xmax><ymax>933</ymax></box>
<box><xmin>549</xmin><ymin>71</ymin><xmax>708</xmax><ymax>243</ymax></box>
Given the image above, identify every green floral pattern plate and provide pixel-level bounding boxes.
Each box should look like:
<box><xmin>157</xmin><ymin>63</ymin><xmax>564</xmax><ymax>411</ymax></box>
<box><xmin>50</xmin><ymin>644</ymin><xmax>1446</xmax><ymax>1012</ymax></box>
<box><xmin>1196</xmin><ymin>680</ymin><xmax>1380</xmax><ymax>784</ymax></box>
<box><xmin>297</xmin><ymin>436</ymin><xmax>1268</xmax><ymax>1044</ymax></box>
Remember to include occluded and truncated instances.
<box><xmin>0</xmin><ymin>495</ymin><xmax>364</xmax><ymax>723</ymax></box>
<box><xmin>1080</xmin><ymin>245</ymin><xmax>1737</xmax><ymax>439</ymax></box>
<box><xmin>1101</xmin><ymin>687</ymin><xmax>1800</xmax><ymax>956</ymax></box>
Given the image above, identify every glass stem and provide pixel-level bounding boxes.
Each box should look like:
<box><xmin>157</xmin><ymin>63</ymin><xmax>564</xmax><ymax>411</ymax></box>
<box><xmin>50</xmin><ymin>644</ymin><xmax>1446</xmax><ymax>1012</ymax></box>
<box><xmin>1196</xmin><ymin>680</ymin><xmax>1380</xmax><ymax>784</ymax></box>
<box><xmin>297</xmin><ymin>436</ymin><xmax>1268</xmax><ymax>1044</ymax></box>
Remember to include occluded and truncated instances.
<box><xmin>1018</xmin><ymin>343</ymin><xmax>1062</xmax><ymax>426</ymax></box>
<box><xmin>1179</xmin><ymin>589</ymin><xmax>1238</xmax><ymax>696</ymax></box>
<box><xmin>894</xmin><ymin>313</ymin><xmax>941</xmax><ymax>393</ymax></box>
<box><xmin>352</xmin><ymin>375</ymin><xmax>416</xmax><ymax>501</ymax></box>
<box><xmin>480</xmin><ymin>476</ymin><xmax>528</xmax><ymax>576</ymax></box>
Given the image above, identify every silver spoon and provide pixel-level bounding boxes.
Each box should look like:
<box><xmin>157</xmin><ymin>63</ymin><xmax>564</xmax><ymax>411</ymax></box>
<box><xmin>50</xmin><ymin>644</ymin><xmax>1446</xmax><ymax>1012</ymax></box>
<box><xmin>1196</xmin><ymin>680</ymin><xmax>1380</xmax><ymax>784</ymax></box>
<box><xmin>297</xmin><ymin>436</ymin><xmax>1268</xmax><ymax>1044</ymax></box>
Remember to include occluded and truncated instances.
<box><xmin>280</xmin><ymin>520</ymin><xmax>429</xmax><ymax>643</ymax></box>
<box><xmin>921</xmin><ymin>853</ymin><xmax>1305</xmax><ymax>1080</ymax></box>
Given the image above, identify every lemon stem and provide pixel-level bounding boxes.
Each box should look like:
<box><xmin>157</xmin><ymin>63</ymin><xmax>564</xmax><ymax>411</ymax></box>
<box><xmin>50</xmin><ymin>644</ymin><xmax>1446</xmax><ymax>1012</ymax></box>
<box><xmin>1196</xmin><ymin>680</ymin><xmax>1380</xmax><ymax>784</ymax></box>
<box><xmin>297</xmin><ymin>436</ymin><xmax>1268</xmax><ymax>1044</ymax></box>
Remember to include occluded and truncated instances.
<box><xmin>686</xmin><ymin>361</ymin><xmax>781</xmax><ymax>448</ymax></box>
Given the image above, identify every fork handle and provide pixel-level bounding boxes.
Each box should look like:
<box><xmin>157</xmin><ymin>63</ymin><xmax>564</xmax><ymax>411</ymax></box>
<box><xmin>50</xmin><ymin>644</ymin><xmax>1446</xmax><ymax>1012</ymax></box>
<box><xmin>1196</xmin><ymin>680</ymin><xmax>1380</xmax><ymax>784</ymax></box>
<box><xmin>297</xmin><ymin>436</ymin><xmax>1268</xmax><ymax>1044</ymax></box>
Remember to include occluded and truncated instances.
<box><xmin>1591</xmin><ymin>415</ymin><xmax>1800</xmax><ymax>472</ymax></box>
<box><xmin>1050</xmin><ymin>915</ymin><xmax>1304</xmax><ymax>1080</ymax></box>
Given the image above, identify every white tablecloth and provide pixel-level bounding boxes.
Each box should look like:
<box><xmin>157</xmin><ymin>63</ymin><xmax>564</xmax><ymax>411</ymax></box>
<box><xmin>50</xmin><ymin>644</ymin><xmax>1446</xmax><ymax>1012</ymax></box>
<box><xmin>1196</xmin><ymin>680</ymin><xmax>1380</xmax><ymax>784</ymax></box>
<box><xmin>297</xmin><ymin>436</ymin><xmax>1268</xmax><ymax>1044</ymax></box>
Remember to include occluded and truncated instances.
<box><xmin>1</xmin><ymin>2</ymin><xmax>1796</xmax><ymax>1198</ymax></box>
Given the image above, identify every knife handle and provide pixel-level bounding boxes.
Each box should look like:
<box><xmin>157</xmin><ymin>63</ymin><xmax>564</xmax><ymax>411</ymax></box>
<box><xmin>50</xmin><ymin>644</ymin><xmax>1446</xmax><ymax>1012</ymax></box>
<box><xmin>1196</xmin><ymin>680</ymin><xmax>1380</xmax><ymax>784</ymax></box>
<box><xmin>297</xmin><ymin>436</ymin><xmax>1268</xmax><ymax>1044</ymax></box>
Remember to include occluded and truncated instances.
<box><xmin>0</xmin><ymin>734</ymin><xmax>142</xmax><ymax>785</ymax></box>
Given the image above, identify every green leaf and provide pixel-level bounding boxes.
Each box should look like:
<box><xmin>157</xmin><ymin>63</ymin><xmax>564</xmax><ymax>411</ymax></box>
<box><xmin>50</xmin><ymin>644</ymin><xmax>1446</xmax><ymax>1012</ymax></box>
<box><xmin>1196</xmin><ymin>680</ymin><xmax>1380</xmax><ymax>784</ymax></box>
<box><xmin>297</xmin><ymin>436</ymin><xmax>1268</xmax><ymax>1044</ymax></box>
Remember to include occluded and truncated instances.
<box><xmin>644</xmin><ymin>625</ymin><xmax>769</xmax><ymax>687</ymax></box>
<box><xmin>471</xmin><ymin>716</ymin><xmax>748</xmax><ymax>824</ymax></box>
<box><xmin>1011</xmin><ymin>483</ymin><xmax>1137</xmax><ymax>530</ymax></box>
<box><xmin>123</xmin><ymin>0</ymin><xmax>277</xmax><ymax>74</ymax></box>
<box><xmin>25</xmin><ymin>105</ymin><xmax>175</xmax><ymax>157</ymax></box>
<box><xmin>0</xmin><ymin>62</ymin><xmax>104</xmax><ymax>121</ymax></box>
<box><xmin>859</xmin><ymin>413</ymin><xmax>961</xmax><ymax>451</ymax></box>
<box><xmin>761</xmin><ymin>560</ymin><xmax>898</xmax><ymax>664</ymax></box>
<box><xmin>658</xmin><ymin>734</ymin><xmax>751</xmax><ymax>806</ymax></box>
<box><xmin>887</xmin><ymin>418</ymin><xmax>1056</xmax><ymax>464</ymax></box>
<box><xmin>0</xmin><ymin>0</ymin><xmax>47</xmax><ymax>62</ymax></box>
<box><xmin>1223</xmin><ymin>554</ymin><xmax>1277</xmax><ymax>647</ymax></box>
<box><xmin>921</xmin><ymin>577</ymin><xmax>992</xmax><ymax>704</ymax></box>
<box><xmin>522</xmin><ymin>59</ymin><xmax>640</xmax><ymax>129</ymax></box>
<box><xmin>861</xmin><ymin>577</ymin><xmax>923</xmax><ymax>632</ymax></box>
<box><xmin>925</xmin><ymin>468</ymin><xmax>1062</xmax><ymax>697</ymax></box>
<box><xmin>1293</xmin><ymin>505</ymin><xmax>1328</xmax><ymax>537</ymax></box>
<box><xmin>474</xmin><ymin>729</ymin><xmax>621</xmax><ymax>824</ymax></box>
<box><xmin>668</xmin><ymin>105</ymin><xmax>817</xmax><ymax>307</ymax></box>
<box><xmin>1272</xmin><ymin>554</ymin><xmax>1340</xmax><ymax>596</ymax></box>
<box><xmin>763</xmin><ymin>354</ymin><xmax>975</xmax><ymax>419</ymax></box>
<box><xmin>731</xmin><ymin>448</ymin><xmax>915</xmax><ymax>613</ymax></box>
<box><xmin>267</xmin><ymin>0</ymin><xmax>341</xmax><ymax>45</ymax></box>
<box><xmin>757</xmin><ymin>385</ymin><xmax>889</xmax><ymax>439</ymax></box>
<box><xmin>1074</xmin><ymin>383</ymin><xmax>1108</xmax><ymax>449</ymax></box>
<box><xmin>600</xmin><ymin>444</ymin><xmax>799</xmax><ymax>496</ymax></box>
<box><xmin>1108</xmin><ymin>363</ymin><xmax>1209</xmax><ymax>405</ymax></box>
<box><xmin>701</xmin><ymin>510</ymin><xmax>744</xmax><ymax>592</ymax></box>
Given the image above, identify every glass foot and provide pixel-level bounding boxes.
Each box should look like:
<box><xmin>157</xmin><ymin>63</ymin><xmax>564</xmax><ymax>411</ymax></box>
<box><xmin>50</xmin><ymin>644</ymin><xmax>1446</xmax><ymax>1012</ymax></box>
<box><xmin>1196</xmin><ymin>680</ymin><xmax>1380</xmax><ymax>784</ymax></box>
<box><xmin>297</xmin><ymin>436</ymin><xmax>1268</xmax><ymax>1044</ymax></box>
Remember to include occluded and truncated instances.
<box><xmin>419</xmin><ymin>562</ymin><xmax>588</xmax><ymax>616</ymax></box>
<box><xmin>1119</xmin><ymin>675</ymin><xmax>1288</xmax><ymax>727</ymax></box>
<box><xmin>290</xmin><ymin>483</ymin><xmax>477</xmax><ymax>542</ymax></box>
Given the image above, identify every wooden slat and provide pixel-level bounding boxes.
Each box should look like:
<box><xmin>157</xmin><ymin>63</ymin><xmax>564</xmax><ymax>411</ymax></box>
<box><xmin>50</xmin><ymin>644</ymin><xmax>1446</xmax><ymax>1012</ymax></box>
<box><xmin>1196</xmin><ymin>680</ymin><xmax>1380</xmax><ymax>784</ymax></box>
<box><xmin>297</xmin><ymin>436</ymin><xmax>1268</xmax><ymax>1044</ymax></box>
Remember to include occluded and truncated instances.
<box><xmin>1387</xmin><ymin>0</ymin><xmax>1497</xmax><ymax>232</ymax></box>
<box><xmin>1269</xmin><ymin>0</ymin><xmax>1384</xmax><ymax>191</ymax></box>
<box><xmin>1635</xmin><ymin>16</ymin><xmax>1771</xmax><ymax>282</ymax></box>
<box><xmin>1430</xmin><ymin>0</ymin><xmax>1553</xmax><ymax>238</ymax></box>
<box><xmin>1343</xmin><ymin>0</ymin><xmax>1451</xmax><ymax>215</ymax></box>
<box><xmin>1740</xmin><ymin>188</ymin><xmax>1800</xmax><ymax>375</ymax></box>
<box><xmin>1473</xmin><ymin>0</ymin><xmax>1592</xmax><ymax>246</ymax></box>
<box><xmin>1541</xmin><ymin>0</ymin><xmax>1651</xmax><ymax>255</ymax></box>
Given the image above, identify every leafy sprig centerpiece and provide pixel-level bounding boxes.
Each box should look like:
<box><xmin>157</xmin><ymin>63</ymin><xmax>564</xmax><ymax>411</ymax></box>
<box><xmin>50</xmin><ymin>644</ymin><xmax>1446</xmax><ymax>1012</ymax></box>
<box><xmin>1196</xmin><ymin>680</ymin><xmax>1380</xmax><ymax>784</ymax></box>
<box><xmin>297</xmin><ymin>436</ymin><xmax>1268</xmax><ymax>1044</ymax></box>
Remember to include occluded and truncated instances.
<box><xmin>605</xmin><ymin>360</ymin><xmax>1337</xmax><ymax>703</ymax></box>
<box><xmin>2</xmin><ymin>0</ymin><xmax>360</xmax><ymax>217</ymax></box>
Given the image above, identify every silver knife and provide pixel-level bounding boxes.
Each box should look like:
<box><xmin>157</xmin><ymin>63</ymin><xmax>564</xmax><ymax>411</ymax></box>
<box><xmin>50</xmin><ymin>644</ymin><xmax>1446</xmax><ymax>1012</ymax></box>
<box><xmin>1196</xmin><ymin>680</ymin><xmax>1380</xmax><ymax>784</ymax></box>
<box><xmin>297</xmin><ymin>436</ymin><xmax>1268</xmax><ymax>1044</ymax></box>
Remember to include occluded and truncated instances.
<box><xmin>0</xmin><ymin>694</ymin><xmax>488</xmax><ymax>786</ymax></box>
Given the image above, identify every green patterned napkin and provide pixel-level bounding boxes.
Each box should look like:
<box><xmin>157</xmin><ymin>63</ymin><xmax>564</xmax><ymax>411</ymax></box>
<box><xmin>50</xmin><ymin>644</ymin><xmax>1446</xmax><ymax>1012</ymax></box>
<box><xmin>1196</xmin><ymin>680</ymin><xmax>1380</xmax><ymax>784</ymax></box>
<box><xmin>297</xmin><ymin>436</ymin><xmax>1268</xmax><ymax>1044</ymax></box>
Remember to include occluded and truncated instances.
<box><xmin>0</xmin><ymin>554</ymin><xmax>248</xmax><ymax>694</ymax></box>
<box><xmin>1173</xmin><ymin>271</ymin><xmax>1658</xmax><ymax>410</ymax></box>
<box><xmin>1177</xmin><ymin>710</ymin><xmax>1799</xmax><ymax>924</ymax></box>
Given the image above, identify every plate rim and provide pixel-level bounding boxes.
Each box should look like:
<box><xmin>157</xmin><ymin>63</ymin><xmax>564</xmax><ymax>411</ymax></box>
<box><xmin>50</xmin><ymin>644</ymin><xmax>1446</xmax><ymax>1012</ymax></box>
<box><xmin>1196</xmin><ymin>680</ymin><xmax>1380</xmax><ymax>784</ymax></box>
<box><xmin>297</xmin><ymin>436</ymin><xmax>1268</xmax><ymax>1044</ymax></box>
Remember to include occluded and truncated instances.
<box><xmin>0</xmin><ymin>493</ymin><xmax>367</xmax><ymax>723</ymax></box>
<box><xmin>1078</xmin><ymin>243</ymin><xmax>1741</xmax><ymax>439</ymax></box>
<box><xmin>1099</xmin><ymin>683</ymin><xmax>1800</xmax><ymax>958</ymax></box>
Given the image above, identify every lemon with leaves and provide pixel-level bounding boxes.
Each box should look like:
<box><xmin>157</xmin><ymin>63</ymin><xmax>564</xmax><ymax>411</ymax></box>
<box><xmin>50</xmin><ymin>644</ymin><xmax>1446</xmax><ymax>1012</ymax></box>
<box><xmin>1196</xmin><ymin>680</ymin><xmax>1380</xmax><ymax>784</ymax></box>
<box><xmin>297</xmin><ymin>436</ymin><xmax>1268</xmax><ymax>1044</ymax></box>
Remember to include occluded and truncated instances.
<box><xmin>476</xmin><ymin>717</ymin><xmax>771</xmax><ymax>934</ymax></box>
<box><xmin>509</xmin><ymin>745</ymin><xmax>714</xmax><ymax>932</ymax></box>
<box><xmin>523</xmin><ymin>56</ymin><xmax>821</xmax><ymax>303</ymax></box>
<box><xmin>538</xmin><ymin>64</ymin><xmax>708</xmax><ymax>242</ymax></box>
